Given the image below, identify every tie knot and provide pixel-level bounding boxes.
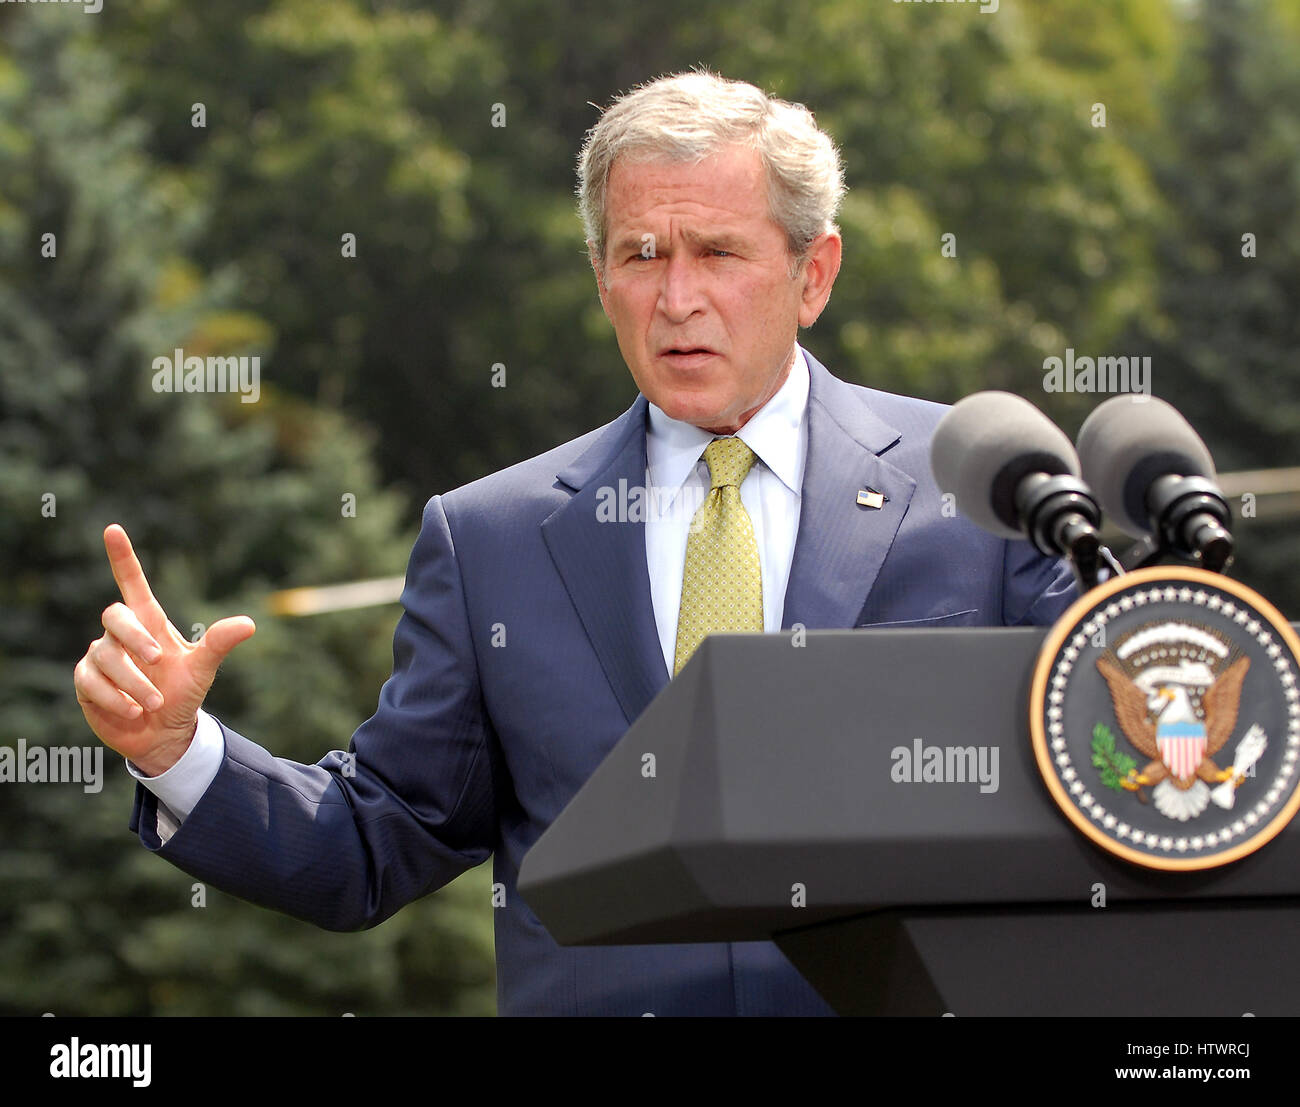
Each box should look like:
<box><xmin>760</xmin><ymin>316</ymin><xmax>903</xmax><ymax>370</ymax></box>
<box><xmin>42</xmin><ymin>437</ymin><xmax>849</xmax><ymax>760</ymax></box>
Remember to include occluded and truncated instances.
<box><xmin>702</xmin><ymin>437</ymin><xmax>757</xmax><ymax>490</ymax></box>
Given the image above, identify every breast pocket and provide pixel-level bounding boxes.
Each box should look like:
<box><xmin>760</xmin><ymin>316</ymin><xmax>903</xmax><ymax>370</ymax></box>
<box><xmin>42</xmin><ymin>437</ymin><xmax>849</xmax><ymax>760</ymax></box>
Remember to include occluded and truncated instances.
<box><xmin>855</xmin><ymin>608</ymin><xmax>981</xmax><ymax>629</ymax></box>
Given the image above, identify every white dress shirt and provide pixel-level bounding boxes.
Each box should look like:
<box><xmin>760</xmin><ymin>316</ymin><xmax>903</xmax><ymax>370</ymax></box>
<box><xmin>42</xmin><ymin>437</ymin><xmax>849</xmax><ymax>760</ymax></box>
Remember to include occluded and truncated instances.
<box><xmin>130</xmin><ymin>346</ymin><xmax>814</xmax><ymax>841</ymax></box>
<box><xmin>645</xmin><ymin>347</ymin><xmax>808</xmax><ymax>670</ymax></box>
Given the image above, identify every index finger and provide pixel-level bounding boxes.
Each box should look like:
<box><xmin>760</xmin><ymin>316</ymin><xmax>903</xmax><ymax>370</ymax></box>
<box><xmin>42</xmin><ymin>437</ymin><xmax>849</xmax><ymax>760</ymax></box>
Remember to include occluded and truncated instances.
<box><xmin>103</xmin><ymin>524</ymin><xmax>163</xmax><ymax>615</ymax></box>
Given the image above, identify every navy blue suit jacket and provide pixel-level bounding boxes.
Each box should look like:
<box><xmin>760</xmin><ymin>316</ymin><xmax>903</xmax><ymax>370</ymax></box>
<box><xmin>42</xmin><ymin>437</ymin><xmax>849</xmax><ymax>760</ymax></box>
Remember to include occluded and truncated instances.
<box><xmin>129</xmin><ymin>350</ymin><xmax>1076</xmax><ymax>1015</ymax></box>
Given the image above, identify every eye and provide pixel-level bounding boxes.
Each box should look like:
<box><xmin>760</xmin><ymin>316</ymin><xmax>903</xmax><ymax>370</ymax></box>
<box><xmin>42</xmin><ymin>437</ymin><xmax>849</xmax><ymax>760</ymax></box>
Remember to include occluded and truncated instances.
<box><xmin>709</xmin><ymin>249</ymin><xmax>732</xmax><ymax>258</ymax></box>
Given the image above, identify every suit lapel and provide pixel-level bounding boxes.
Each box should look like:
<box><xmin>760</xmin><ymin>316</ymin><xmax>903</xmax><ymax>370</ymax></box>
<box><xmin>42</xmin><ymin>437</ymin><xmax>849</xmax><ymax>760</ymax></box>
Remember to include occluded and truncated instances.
<box><xmin>542</xmin><ymin>397</ymin><xmax>669</xmax><ymax>725</ymax></box>
<box><xmin>782</xmin><ymin>352</ymin><xmax>917</xmax><ymax>628</ymax></box>
<box><xmin>542</xmin><ymin>352</ymin><xmax>919</xmax><ymax>722</ymax></box>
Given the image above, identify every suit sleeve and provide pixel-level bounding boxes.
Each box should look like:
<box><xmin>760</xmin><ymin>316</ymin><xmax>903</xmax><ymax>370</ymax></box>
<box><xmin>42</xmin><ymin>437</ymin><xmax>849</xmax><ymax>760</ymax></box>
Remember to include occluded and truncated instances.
<box><xmin>128</xmin><ymin>494</ymin><xmax>500</xmax><ymax>931</ymax></box>
<box><xmin>999</xmin><ymin>537</ymin><xmax>1080</xmax><ymax>627</ymax></box>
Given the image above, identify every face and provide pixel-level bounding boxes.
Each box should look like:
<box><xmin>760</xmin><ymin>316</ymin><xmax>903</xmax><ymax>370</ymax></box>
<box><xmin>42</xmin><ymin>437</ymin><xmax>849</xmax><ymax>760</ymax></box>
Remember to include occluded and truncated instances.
<box><xmin>592</xmin><ymin>144</ymin><xmax>841</xmax><ymax>435</ymax></box>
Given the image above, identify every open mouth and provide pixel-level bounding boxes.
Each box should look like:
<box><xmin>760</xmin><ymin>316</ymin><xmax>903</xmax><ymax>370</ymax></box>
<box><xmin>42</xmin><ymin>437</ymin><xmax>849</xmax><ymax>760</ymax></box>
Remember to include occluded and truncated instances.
<box><xmin>660</xmin><ymin>347</ymin><xmax>718</xmax><ymax>363</ymax></box>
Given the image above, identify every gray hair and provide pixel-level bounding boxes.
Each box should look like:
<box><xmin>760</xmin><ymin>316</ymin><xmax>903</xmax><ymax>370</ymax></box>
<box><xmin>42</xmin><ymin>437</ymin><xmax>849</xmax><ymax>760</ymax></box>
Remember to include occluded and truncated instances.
<box><xmin>578</xmin><ymin>69</ymin><xmax>845</xmax><ymax>271</ymax></box>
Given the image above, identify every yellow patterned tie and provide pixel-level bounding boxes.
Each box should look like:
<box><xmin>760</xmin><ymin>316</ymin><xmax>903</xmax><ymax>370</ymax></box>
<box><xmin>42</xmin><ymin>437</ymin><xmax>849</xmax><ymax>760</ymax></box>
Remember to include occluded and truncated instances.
<box><xmin>673</xmin><ymin>437</ymin><xmax>764</xmax><ymax>675</ymax></box>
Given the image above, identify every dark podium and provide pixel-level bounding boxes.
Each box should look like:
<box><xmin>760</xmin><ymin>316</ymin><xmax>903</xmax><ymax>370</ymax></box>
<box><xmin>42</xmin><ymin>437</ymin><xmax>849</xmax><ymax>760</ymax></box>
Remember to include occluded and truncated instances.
<box><xmin>517</xmin><ymin>629</ymin><xmax>1300</xmax><ymax>1015</ymax></box>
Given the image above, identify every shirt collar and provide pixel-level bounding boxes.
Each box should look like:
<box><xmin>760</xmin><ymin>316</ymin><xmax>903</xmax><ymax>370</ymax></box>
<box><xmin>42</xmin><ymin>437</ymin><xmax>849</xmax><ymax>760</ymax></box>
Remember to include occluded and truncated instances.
<box><xmin>646</xmin><ymin>346</ymin><xmax>810</xmax><ymax>510</ymax></box>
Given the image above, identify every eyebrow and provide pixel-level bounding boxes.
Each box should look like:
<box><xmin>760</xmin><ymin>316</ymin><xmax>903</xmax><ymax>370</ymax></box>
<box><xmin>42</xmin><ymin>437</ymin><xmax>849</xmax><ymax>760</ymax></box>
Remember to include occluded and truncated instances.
<box><xmin>609</xmin><ymin>234</ymin><xmax>652</xmax><ymax>257</ymax></box>
<box><xmin>686</xmin><ymin>229</ymin><xmax>746</xmax><ymax>252</ymax></box>
<box><xmin>609</xmin><ymin>229</ymin><xmax>749</xmax><ymax>257</ymax></box>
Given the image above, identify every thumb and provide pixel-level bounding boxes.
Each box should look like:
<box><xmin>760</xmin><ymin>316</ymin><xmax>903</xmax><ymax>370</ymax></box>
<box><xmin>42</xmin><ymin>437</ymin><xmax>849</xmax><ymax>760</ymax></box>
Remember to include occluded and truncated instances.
<box><xmin>193</xmin><ymin>616</ymin><xmax>257</xmax><ymax>678</ymax></box>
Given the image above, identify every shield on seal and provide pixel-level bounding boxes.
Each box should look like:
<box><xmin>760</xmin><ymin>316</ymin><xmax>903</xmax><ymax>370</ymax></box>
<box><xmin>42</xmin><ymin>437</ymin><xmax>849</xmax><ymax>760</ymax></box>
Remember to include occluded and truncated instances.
<box><xmin>1157</xmin><ymin>719</ymin><xmax>1207</xmax><ymax>783</ymax></box>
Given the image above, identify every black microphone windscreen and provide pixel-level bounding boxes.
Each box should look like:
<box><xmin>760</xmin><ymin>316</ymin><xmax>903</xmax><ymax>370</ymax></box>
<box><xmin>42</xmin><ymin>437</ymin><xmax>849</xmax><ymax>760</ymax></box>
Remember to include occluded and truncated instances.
<box><xmin>1076</xmin><ymin>395</ymin><xmax>1217</xmax><ymax>537</ymax></box>
<box><xmin>931</xmin><ymin>391</ymin><xmax>1081</xmax><ymax>540</ymax></box>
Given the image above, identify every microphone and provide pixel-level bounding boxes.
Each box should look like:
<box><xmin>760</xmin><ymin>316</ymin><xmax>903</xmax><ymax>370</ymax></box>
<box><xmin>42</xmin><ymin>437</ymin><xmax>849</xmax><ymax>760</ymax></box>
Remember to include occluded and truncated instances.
<box><xmin>931</xmin><ymin>391</ymin><xmax>1106</xmax><ymax>589</ymax></box>
<box><xmin>1076</xmin><ymin>395</ymin><xmax>1233</xmax><ymax>573</ymax></box>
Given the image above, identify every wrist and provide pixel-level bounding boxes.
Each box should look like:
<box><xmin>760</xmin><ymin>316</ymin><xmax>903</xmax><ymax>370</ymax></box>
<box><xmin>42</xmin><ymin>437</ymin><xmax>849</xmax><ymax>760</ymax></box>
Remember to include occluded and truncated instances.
<box><xmin>133</xmin><ymin>718</ymin><xmax>198</xmax><ymax>778</ymax></box>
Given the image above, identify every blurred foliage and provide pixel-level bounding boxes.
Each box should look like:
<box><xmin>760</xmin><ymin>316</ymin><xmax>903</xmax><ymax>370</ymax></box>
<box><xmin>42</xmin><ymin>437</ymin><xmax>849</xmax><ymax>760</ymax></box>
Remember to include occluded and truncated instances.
<box><xmin>1</xmin><ymin>0</ymin><xmax>1299</xmax><ymax>1015</ymax></box>
<box><xmin>709</xmin><ymin>0</ymin><xmax>1168</xmax><ymax>406</ymax></box>
<box><xmin>0</xmin><ymin>17</ymin><xmax>493</xmax><ymax>1016</ymax></box>
<box><xmin>1120</xmin><ymin>0</ymin><xmax>1300</xmax><ymax>614</ymax></box>
<box><xmin>90</xmin><ymin>0</ymin><xmax>1176</xmax><ymax>495</ymax></box>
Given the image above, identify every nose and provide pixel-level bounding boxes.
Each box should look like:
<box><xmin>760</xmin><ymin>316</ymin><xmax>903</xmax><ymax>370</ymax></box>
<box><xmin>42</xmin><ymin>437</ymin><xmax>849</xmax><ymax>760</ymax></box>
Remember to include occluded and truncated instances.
<box><xmin>657</xmin><ymin>252</ymin><xmax>706</xmax><ymax>323</ymax></box>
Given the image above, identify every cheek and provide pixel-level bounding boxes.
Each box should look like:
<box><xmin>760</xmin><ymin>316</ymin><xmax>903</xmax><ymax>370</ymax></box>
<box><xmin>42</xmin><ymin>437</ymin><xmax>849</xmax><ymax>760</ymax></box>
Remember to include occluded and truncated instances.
<box><xmin>607</xmin><ymin>287</ymin><xmax>654</xmax><ymax>331</ymax></box>
<box><xmin>731</xmin><ymin>275</ymin><xmax>794</xmax><ymax>326</ymax></box>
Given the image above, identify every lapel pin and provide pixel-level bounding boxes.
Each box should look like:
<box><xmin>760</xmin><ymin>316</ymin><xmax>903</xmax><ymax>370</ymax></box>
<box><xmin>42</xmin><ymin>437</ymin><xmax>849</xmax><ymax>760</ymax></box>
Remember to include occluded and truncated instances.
<box><xmin>857</xmin><ymin>487</ymin><xmax>886</xmax><ymax>510</ymax></box>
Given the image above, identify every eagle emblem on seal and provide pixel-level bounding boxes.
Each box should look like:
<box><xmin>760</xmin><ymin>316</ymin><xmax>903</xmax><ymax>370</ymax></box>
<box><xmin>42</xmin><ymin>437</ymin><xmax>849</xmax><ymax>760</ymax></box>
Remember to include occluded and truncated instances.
<box><xmin>1095</xmin><ymin>621</ymin><xmax>1266</xmax><ymax>821</ymax></box>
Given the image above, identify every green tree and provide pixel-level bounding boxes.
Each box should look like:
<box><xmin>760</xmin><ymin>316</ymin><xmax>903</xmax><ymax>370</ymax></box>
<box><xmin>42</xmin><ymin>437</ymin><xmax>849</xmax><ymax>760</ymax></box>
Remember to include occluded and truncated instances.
<box><xmin>101</xmin><ymin>0</ymin><xmax>615</xmax><ymax>508</ymax></box>
<box><xmin>1123</xmin><ymin>0</ymin><xmax>1300</xmax><ymax>614</ymax></box>
<box><xmin>0</xmin><ymin>18</ymin><xmax>494</xmax><ymax>1015</ymax></box>
<box><xmin>694</xmin><ymin>1</ymin><xmax>1169</xmax><ymax>411</ymax></box>
<box><xmin>98</xmin><ymin>0</ymin><xmax>1176</xmax><ymax>505</ymax></box>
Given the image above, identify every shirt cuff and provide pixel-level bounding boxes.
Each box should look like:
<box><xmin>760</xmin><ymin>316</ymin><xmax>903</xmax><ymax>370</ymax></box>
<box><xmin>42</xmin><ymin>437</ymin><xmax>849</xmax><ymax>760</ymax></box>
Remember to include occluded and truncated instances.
<box><xmin>125</xmin><ymin>709</ymin><xmax>225</xmax><ymax>833</ymax></box>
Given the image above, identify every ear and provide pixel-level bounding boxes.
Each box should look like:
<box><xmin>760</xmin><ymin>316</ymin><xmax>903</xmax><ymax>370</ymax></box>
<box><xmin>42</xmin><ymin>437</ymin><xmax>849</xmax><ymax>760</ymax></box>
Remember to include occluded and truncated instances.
<box><xmin>795</xmin><ymin>232</ymin><xmax>842</xmax><ymax>328</ymax></box>
<box><xmin>588</xmin><ymin>240</ymin><xmax>613</xmax><ymax>322</ymax></box>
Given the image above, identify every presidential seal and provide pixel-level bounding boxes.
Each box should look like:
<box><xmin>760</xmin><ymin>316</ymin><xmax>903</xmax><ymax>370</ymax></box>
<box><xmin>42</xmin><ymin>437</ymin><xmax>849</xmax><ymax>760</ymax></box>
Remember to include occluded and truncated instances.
<box><xmin>1030</xmin><ymin>566</ymin><xmax>1300</xmax><ymax>870</ymax></box>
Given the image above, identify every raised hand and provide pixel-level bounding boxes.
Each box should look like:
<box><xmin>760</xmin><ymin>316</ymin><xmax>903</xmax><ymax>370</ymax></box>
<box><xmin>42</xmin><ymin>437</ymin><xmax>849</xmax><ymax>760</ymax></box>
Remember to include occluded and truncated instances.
<box><xmin>74</xmin><ymin>524</ymin><xmax>256</xmax><ymax>776</ymax></box>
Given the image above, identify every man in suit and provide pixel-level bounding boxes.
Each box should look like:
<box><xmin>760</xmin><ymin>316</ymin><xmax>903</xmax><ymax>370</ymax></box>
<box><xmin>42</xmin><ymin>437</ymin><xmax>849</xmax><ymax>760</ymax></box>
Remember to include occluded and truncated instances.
<box><xmin>74</xmin><ymin>71</ymin><xmax>1076</xmax><ymax>1015</ymax></box>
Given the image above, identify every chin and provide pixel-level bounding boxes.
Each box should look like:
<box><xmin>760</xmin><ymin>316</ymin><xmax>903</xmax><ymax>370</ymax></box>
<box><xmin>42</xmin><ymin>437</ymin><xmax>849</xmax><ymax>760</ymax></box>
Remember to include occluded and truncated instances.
<box><xmin>655</xmin><ymin>395</ymin><xmax>730</xmax><ymax>430</ymax></box>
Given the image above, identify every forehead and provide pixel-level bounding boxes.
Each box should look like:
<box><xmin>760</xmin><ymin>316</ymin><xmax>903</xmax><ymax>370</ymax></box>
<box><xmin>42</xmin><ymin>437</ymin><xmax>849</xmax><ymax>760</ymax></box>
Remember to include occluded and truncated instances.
<box><xmin>604</xmin><ymin>144</ymin><xmax>774</xmax><ymax>233</ymax></box>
